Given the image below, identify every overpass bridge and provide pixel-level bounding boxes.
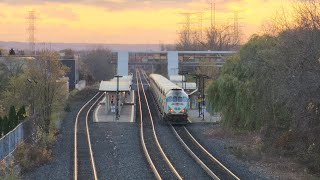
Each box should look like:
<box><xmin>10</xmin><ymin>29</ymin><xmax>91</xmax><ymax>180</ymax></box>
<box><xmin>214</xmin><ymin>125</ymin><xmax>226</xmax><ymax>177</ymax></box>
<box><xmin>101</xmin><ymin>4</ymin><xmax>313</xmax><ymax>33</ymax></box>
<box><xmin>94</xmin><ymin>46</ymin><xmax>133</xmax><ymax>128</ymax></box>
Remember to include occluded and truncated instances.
<box><xmin>113</xmin><ymin>51</ymin><xmax>237</xmax><ymax>76</ymax></box>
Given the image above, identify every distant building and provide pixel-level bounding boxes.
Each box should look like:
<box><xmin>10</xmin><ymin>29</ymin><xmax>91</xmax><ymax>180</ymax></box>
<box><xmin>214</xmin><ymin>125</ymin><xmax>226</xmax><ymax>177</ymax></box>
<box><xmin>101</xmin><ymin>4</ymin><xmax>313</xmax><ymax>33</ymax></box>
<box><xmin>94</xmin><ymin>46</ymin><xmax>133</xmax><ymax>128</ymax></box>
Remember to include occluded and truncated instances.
<box><xmin>0</xmin><ymin>55</ymin><xmax>79</xmax><ymax>91</ymax></box>
<box><xmin>60</xmin><ymin>59</ymin><xmax>78</xmax><ymax>90</ymax></box>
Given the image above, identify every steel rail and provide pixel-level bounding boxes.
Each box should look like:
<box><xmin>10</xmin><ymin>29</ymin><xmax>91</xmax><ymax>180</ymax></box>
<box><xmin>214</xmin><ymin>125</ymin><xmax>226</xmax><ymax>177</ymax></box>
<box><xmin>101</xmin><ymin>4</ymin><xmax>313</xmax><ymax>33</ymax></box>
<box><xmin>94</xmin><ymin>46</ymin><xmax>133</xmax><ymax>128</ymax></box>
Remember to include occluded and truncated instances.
<box><xmin>171</xmin><ymin>125</ymin><xmax>220</xmax><ymax>180</ymax></box>
<box><xmin>136</xmin><ymin>70</ymin><xmax>162</xmax><ymax>180</ymax></box>
<box><xmin>85</xmin><ymin>92</ymin><xmax>105</xmax><ymax>180</ymax></box>
<box><xmin>74</xmin><ymin>92</ymin><xmax>100</xmax><ymax>180</ymax></box>
<box><xmin>183</xmin><ymin>126</ymin><xmax>240</xmax><ymax>180</ymax></box>
<box><xmin>138</xmin><ymin>69</ymin><xmax>183</xmax><ymax>180</ymax></box>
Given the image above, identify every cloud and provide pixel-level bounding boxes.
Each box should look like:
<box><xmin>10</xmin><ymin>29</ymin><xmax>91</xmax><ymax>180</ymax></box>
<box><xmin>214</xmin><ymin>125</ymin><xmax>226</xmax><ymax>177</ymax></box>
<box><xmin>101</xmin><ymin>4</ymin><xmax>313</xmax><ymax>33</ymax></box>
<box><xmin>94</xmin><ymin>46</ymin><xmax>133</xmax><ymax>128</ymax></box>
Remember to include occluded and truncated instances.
<box><xmin>40</xmin><ymin>7</ymin><xmax>79</xmax><ymax>21</ymax></box>
<box><xmin>0</xmin><ymin>12</ymin><xmax>6</xmax><ymax>18</ymax></box>
<box><xmin>1</xmin><ymin>0</ymin><xmax>196</xmax><ymax>11</ymax></box>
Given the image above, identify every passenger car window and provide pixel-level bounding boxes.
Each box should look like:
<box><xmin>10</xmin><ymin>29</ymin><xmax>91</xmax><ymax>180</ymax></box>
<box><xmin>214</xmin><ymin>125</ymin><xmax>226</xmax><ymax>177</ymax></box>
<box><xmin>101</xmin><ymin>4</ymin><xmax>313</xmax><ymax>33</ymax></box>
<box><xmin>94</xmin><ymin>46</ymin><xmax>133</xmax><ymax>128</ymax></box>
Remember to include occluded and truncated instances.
<box><xmin>178</xmin><ymin>97</ymin><xmax>182</xmax><ymax>102</ymax></box>
<box><xmin>167</xmin><ymin>96</ymin><xmax>172</xmax><ymax>102</ymax></box>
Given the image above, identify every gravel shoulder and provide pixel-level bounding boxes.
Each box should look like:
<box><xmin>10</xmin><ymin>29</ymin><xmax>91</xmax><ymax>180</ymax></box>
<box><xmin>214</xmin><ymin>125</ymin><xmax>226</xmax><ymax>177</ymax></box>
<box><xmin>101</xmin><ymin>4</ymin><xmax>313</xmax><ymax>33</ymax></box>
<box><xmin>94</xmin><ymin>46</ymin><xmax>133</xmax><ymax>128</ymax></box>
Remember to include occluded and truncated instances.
<box><xmin>187</xmin><ymin>123</ymin><xmax>318</xmax><ymax>180</ymax></box>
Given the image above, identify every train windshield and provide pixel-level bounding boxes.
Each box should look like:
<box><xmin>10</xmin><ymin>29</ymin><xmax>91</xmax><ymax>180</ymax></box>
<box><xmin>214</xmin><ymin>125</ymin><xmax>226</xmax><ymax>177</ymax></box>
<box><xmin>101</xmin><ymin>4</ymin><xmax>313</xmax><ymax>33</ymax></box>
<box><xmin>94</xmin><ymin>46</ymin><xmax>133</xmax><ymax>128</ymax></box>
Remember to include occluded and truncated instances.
<box><xmin>178</xmin><ymin>97</ymin><xmax>182</xmax><ymax>102</ymax></box>
<box><xmin>183</xmin><ymin>97</ymin><xmax>188</xmax><ymax>102</ymax></box>
<box><xmin>167</xmin><ymin>96</ymin><xmax>172</xmax><ymax>102</ymax></box>
<box><xmin>173</xmin><ymin>96</ymin><xmax>177</xmax><ymax>102</ymax></box>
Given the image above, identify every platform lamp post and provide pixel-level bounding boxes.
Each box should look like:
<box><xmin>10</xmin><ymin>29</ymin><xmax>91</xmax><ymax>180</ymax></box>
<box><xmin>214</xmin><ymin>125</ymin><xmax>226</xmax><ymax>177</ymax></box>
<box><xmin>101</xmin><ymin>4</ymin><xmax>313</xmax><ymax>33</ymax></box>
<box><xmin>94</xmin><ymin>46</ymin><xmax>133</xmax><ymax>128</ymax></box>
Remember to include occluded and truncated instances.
<box><xmin>115</xmin><ymin>75</ymin><xmax>123</xmax><ymax>120</ymax></box>
<box><xmin>179</xmin><ymin>70</ymin><xmax>188</xmax><ymax>89</ymax></box>
<box><xmin>193</xmin><ymin>75</ymin><xmax>201</xmax><ymax>117</ymax></box>
<box><xmin>201</xmin><ymin>75</ymin><xmax>210</xmax><ymax>121</ymax></box>
<box><xmin>27</xmin><ymin>78</ymin><xmax>37</xmax><ymax>115</ymax></box>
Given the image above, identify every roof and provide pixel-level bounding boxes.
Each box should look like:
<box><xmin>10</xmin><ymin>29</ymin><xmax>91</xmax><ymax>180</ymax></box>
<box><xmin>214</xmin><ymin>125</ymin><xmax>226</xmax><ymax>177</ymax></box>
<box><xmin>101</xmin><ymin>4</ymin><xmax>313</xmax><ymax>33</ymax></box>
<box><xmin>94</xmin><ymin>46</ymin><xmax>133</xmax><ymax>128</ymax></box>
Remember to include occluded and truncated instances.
<box><xmin>99</xmin><ymin>81</ymin><xmax>131</xmax><ymax>92</ymax></box>
<box><xmin>174</xmin><ymin>82</ymin><xmax>197</xmax><ymax>90</ymax></box>
<box><xmin>150</xmin><ymin>74</ymin><xmax>181</xmax><ymax>94</ymax></box>
<box><xmin>110</xmin><ymin>75</ymin><xmax>133</xmax><ymax>85</ymax></box>
<box><xmin>169</xmin><ymin>75</ymin><xmax>185</xmax><ymax>82</ymax></box>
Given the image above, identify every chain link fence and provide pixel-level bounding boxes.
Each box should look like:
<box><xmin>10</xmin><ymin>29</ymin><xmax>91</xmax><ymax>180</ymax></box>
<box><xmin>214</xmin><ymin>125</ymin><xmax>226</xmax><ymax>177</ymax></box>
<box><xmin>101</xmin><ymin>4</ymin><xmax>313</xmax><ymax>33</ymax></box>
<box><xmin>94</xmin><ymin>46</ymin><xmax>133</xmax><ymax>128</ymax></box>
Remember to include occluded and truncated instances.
<box><xmin>0</xmin><ymin>115</ymin><xmax>39</xmax><ymax>161</ymax></box>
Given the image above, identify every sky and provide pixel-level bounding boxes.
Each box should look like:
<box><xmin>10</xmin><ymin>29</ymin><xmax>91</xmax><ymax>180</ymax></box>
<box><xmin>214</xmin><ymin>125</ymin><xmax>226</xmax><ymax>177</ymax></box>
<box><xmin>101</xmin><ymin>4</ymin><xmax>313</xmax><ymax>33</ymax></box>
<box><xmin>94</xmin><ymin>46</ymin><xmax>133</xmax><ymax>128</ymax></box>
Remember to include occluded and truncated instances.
<box><xmin>0</xmin><ymin>0</ymin><xmax>294</xmax><ymax>44</ymax></box>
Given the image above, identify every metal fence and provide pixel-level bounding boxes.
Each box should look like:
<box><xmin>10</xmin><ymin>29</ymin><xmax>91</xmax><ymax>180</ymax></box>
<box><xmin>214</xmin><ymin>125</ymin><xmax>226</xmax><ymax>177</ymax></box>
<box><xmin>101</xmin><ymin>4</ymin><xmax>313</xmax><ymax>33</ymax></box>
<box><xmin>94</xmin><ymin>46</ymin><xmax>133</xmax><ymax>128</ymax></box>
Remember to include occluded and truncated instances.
<box><xmin>0</xmin><ymin>115</ymin><xmax>38</xmax><ymax>161</ymax></box>
<box><xmin>0</xmin><ymin>122</ymin><xmax>24</xmax><ymax>160</ymax></box>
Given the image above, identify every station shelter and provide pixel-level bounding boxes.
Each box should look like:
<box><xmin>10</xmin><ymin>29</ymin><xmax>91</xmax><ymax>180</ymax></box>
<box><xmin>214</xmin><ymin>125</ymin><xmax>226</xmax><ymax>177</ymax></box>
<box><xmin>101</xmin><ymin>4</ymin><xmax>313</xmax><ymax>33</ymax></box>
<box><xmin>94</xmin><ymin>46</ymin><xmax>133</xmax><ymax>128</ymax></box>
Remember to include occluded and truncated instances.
<box><xmin>99</xmin><ymin>75</ymin><xmax>133</xmax><ymax>114</ymax></box>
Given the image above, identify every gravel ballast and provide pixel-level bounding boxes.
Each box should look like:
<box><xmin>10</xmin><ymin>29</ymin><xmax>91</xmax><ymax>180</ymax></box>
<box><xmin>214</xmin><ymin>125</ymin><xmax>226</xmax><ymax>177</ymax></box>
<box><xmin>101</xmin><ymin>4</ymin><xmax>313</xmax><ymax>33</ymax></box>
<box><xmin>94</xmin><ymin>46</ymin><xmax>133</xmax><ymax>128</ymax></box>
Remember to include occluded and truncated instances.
<box><xmin>89</xmin><ymin>122</ymin><xmax>153</xmax><ymax>179</ymax></box>
<box><xmin>186</xmin><ymin>123</ymin><xmax>266</xmax><ymax>179</ymax></box>
<box><xmin>23</xmin><ymin>89</ymin><xmax>98</xmax><ymax>180</ymax></box>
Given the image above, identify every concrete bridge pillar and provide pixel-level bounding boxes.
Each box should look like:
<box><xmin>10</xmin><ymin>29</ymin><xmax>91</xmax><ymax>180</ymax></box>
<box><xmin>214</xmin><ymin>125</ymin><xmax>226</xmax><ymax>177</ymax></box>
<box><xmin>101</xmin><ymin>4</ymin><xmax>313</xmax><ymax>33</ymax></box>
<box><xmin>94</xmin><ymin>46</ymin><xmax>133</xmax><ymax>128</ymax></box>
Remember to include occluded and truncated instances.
<box><xmin>117</xmin><ymin>51</ymin><xmax>128</xmax><ymax>76</ymax></box>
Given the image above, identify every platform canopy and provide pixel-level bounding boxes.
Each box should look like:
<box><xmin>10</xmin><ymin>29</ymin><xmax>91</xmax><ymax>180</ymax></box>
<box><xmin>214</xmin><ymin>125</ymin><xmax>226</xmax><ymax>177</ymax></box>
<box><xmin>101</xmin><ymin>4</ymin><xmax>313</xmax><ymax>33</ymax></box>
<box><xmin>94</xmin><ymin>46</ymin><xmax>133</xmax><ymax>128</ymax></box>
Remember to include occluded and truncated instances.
<box><xmin>99</xmin><ymin>81</ymin><xmax>131</xmax><ymax>92</ymax></box>
<box><xmin>110</xmin><ymin>75</ymin><xmax>133</xmax><ymax>86</ymax></box>
<box><xmin>169</xmin><ymin>75</ymin><xmax>185</xmax><ymax>82</ymax></box>
<box><xmin>175</xmin><ymin>82</ymin><xmax>197</xmax><ymax>90</ymax></box>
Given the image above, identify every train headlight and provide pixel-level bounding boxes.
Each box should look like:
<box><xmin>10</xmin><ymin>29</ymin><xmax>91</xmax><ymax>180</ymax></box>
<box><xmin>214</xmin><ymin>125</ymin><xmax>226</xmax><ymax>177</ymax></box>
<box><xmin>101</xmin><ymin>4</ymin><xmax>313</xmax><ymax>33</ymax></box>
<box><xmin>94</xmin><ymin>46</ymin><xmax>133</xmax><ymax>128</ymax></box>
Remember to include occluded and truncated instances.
<box><xmin>169</xmin><ymin>109</ymin><xmax>174</xmax><ymax>113</ymax></box>
<box><xmin>180</xmin><ymin>109</ymin><xmax>185</xmax><ymax>113</ymax></box>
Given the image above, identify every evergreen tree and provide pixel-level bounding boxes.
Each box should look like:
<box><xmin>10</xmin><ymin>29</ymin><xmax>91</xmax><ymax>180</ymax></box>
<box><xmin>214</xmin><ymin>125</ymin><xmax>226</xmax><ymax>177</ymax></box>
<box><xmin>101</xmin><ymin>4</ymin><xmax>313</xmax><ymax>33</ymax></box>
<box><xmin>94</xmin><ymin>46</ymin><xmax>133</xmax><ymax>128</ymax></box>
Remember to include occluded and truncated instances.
<box><xmin>3</xmin><ymin>116</ymin><xmax>9</xmax><ymax>134</ymax></box>
<box><xmin>0</xmin><ymin>116</ymin><xmax>2</xmax><ymax>137</ymax></box>
<box><xmin>8</xmin><ymin>105</ymin><xmax>17</xmax><ymax>130</ymax></box>
<box><xmin>17</xmin><ymin>105</ymin><xmax>26</xmax><ymax>123</ymax></box>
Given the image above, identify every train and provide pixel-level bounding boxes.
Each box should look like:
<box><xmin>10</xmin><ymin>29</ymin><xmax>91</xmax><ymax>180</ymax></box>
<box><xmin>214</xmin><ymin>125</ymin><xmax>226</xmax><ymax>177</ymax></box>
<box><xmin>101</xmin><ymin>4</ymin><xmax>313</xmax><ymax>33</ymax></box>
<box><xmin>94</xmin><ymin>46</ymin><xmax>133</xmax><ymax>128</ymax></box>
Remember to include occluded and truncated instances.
<box><xmin>149</xmin><ymin>74</ymin><xmax>189</xmax><ymax>124</ymax></box>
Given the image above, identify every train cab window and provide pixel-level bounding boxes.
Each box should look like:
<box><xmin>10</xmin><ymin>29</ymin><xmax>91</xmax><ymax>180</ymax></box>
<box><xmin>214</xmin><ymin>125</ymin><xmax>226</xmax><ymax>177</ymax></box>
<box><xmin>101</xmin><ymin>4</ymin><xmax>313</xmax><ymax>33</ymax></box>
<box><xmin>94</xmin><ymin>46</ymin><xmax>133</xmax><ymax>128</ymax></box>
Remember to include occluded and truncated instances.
<box><xmin>178</xmin><ymin>97</ymin><xmax>182</xmax><ymax>102</ymax></box>
<box><xmin>173</xmin><ymin>96</ymin><xmax>177</xmax><ymax>102</ymax></box>
<box><xmin>183</xmin><ymin>97</ymin><xmax>188</xmax><ymax>102</ymax></box>
<box><xmin>167</xmin><ymin>96</ymin><xmax>172</xmax><ymax>102</ymax></box>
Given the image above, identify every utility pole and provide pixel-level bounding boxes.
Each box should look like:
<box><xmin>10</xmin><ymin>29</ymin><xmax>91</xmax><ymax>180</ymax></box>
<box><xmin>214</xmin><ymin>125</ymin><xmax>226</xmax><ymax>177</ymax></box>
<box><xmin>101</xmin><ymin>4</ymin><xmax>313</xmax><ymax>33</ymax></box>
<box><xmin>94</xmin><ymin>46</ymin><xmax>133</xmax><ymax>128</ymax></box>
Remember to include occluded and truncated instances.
<box><xmin>115</xmin><ymin>75</ymin><xmax>123</xmax><ymax>120</ymax></box>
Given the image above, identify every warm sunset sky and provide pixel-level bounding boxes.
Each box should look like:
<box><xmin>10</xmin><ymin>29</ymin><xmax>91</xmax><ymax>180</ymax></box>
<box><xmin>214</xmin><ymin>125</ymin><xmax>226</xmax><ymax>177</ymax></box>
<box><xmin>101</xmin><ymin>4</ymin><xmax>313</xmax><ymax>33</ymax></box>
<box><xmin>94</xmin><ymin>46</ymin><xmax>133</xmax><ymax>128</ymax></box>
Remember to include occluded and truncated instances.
<box><xmin>0</xmin><ymin>0</ymin><xmax>294</xmax><ymax>44</ymax></box>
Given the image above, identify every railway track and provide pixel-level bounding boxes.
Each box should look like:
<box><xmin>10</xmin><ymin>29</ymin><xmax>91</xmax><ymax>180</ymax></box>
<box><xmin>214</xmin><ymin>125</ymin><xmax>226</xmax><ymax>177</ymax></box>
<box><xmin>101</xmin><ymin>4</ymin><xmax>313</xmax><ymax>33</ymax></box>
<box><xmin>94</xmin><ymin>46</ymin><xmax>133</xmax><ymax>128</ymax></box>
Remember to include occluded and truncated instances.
<box><xmin>171</xmin><ymin>126</ymin><xmax>240</xmax><ymax>180</ymax></box>
<box><xmin>74</xmin><ymin>91</ymin><xmax>104</xmax><ymax>180</ymax></box>
<box><xmin>141</xmin><ymin>70</ymin><xmax>240</xmax><ymax>180</ymax></box>
<box><xmin>136</xmin><ymin>69</ymin><xmax>182</xmax><ymax>180</ymax></box>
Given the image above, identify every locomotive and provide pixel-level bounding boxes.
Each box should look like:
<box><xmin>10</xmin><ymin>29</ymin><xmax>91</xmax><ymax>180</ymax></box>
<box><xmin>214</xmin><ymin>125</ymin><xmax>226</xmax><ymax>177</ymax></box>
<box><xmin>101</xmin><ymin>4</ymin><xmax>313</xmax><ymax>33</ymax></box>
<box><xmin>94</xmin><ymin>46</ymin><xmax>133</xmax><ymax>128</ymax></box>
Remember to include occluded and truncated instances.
<box><xmin>149</xmin><ymin>74</ymin><xmax>189</xmax><ymax>124</ymax></box>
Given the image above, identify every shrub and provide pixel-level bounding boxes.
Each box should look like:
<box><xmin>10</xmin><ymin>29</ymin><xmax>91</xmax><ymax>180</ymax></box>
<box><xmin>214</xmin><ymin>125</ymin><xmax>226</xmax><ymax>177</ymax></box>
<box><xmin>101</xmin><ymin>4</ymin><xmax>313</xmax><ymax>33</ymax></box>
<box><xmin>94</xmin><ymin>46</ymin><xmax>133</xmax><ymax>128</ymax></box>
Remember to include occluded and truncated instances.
<box><xmin>14</xmin><ymin>142</ymin><xmax>52</xmax><ymax>172</ymax></box>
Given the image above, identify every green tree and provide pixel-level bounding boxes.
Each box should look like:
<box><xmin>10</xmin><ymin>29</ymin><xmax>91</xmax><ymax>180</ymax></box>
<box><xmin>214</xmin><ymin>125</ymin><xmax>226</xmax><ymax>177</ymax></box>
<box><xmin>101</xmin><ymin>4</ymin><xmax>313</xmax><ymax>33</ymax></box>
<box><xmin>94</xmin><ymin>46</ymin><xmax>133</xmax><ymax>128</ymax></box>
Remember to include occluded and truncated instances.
<box><xmin>27</xmin><ymin>50</ymin><xmax>68</xmax><ymax>134</ymax></box>
<box><xmin>2</xmin><ymin>74</ymin><xmax>30</xmax><ymax>113</ymax></box>
<box><xmin>8</xmin><ymin>106</ymin><xmax>17</xmax><ymax>130</ymax></box>
<box><xmin>207</xmin><ymin>35</ymin><xmax>287</xmax><ymax>130</ymax></box>
<box><xmin>80</xmin><ymin>48</ymin><xmax>115</xmax><ymax>81</ymax></box>
<box><xmin>17</xmin><ymin>106</ymin><xmax>26</xmax><ymax>123</ymax></box>
<box><xmin>0</xmin><ymin>116</ymin><xmax>3</xmax><ymax>137</ymax></box>
<box><xmin>3</xmin><ymin>116</ymin><xmax>9</xmax><ymax>134</ymax></box>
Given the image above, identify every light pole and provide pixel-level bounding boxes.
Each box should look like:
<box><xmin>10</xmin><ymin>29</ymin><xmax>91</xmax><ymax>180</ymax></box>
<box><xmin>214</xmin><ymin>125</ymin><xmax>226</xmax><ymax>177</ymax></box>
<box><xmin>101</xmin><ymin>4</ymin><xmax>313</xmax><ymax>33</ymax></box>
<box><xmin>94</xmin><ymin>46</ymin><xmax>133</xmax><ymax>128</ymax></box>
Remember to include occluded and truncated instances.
<box><xmin>201</xmin><ymin>75</ymin><xmax>210</xmax><ymax>121</ymax></box>
<box><xmin>193</xmin><ymin>75</ymin><xmax>201</xmax><ymax>117</ymax></box>
<box><xmin>179</xmin><ymin>70</ymin><xmax>188</xmax><ymax>89</ymax></box>
<box><xmin>27</xmin><ymin>78</ymin><xmax>37</xmax><ymax>115</ymax></box>
<box><xmin>114</xmin><ymin>75</ymin><xmax>123</xmax><ymax>120</ymax></box>
<box><xmin>193</xmin><ymin>74</ymin><xmax>210</xmax><ymax>120</ymax></box>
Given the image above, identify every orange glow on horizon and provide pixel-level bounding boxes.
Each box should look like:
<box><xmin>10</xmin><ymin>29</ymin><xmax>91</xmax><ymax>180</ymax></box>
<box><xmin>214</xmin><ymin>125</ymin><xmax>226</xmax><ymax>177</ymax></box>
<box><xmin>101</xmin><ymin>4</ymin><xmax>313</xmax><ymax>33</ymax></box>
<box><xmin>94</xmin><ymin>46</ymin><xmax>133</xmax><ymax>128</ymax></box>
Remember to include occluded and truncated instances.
<box><xmin>0</xmin><ymin>0</ymin><xmax>294</xmax><ymax>44</ymax></box>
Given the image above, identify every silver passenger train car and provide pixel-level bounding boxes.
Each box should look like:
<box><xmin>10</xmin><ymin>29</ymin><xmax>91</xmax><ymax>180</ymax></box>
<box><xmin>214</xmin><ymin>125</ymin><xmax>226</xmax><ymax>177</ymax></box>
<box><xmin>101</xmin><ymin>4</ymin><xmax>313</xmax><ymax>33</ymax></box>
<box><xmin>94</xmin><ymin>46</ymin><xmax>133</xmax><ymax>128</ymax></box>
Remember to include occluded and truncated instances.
<box><xmin>149</xmin><ymin>74</ymin><xmax>189</xmax><ymax>124</ymax></box>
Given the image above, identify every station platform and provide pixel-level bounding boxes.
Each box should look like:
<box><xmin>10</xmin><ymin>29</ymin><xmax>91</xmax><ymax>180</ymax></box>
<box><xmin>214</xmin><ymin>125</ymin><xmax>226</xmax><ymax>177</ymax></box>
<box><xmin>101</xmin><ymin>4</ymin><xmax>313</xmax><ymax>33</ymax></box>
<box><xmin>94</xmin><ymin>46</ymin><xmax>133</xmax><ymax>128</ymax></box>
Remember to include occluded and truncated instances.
<box><xmin>188</xmin><ymin>108</ymin><xmax>221</xmax><ymax>123</ymax></box>
<box><xmin>94</xmin><ymin>90</ymin><xmax>135</xmax><ymax>123</ymax></box>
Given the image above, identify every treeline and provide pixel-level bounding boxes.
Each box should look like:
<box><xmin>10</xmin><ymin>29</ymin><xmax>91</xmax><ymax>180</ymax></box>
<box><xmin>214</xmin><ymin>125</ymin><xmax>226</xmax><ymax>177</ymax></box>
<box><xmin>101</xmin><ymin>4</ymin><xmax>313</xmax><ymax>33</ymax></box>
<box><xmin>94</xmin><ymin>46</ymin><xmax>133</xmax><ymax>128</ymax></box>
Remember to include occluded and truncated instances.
<box><xmin>0</xmin><ymin>106</ymin><xmax>26</xmax><ymax>138</ymax></box>
<box><xmin>0</xmin><ymin>50</ymin><xmax>68</xmax><ymax>138</ymax></box>
<box><xmin>207</xmin><ymin>1</ymin><xmax>320</xmax><ymax>173</ymax></box>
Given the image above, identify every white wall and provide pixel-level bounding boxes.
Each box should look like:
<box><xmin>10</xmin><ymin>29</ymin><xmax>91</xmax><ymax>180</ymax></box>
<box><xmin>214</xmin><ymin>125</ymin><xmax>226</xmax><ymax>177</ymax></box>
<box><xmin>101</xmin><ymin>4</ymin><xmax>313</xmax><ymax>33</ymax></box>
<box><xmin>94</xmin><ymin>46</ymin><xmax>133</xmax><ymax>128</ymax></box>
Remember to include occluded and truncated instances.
<box><xmin>117</xmin><ymin>51</ymin><xmax>129</xmax><ymax>76</ymax></box>
<box><xmin>167</xmin><ymin>51</ymin><xmax>179</xmax><ymax>76</ymax></box>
